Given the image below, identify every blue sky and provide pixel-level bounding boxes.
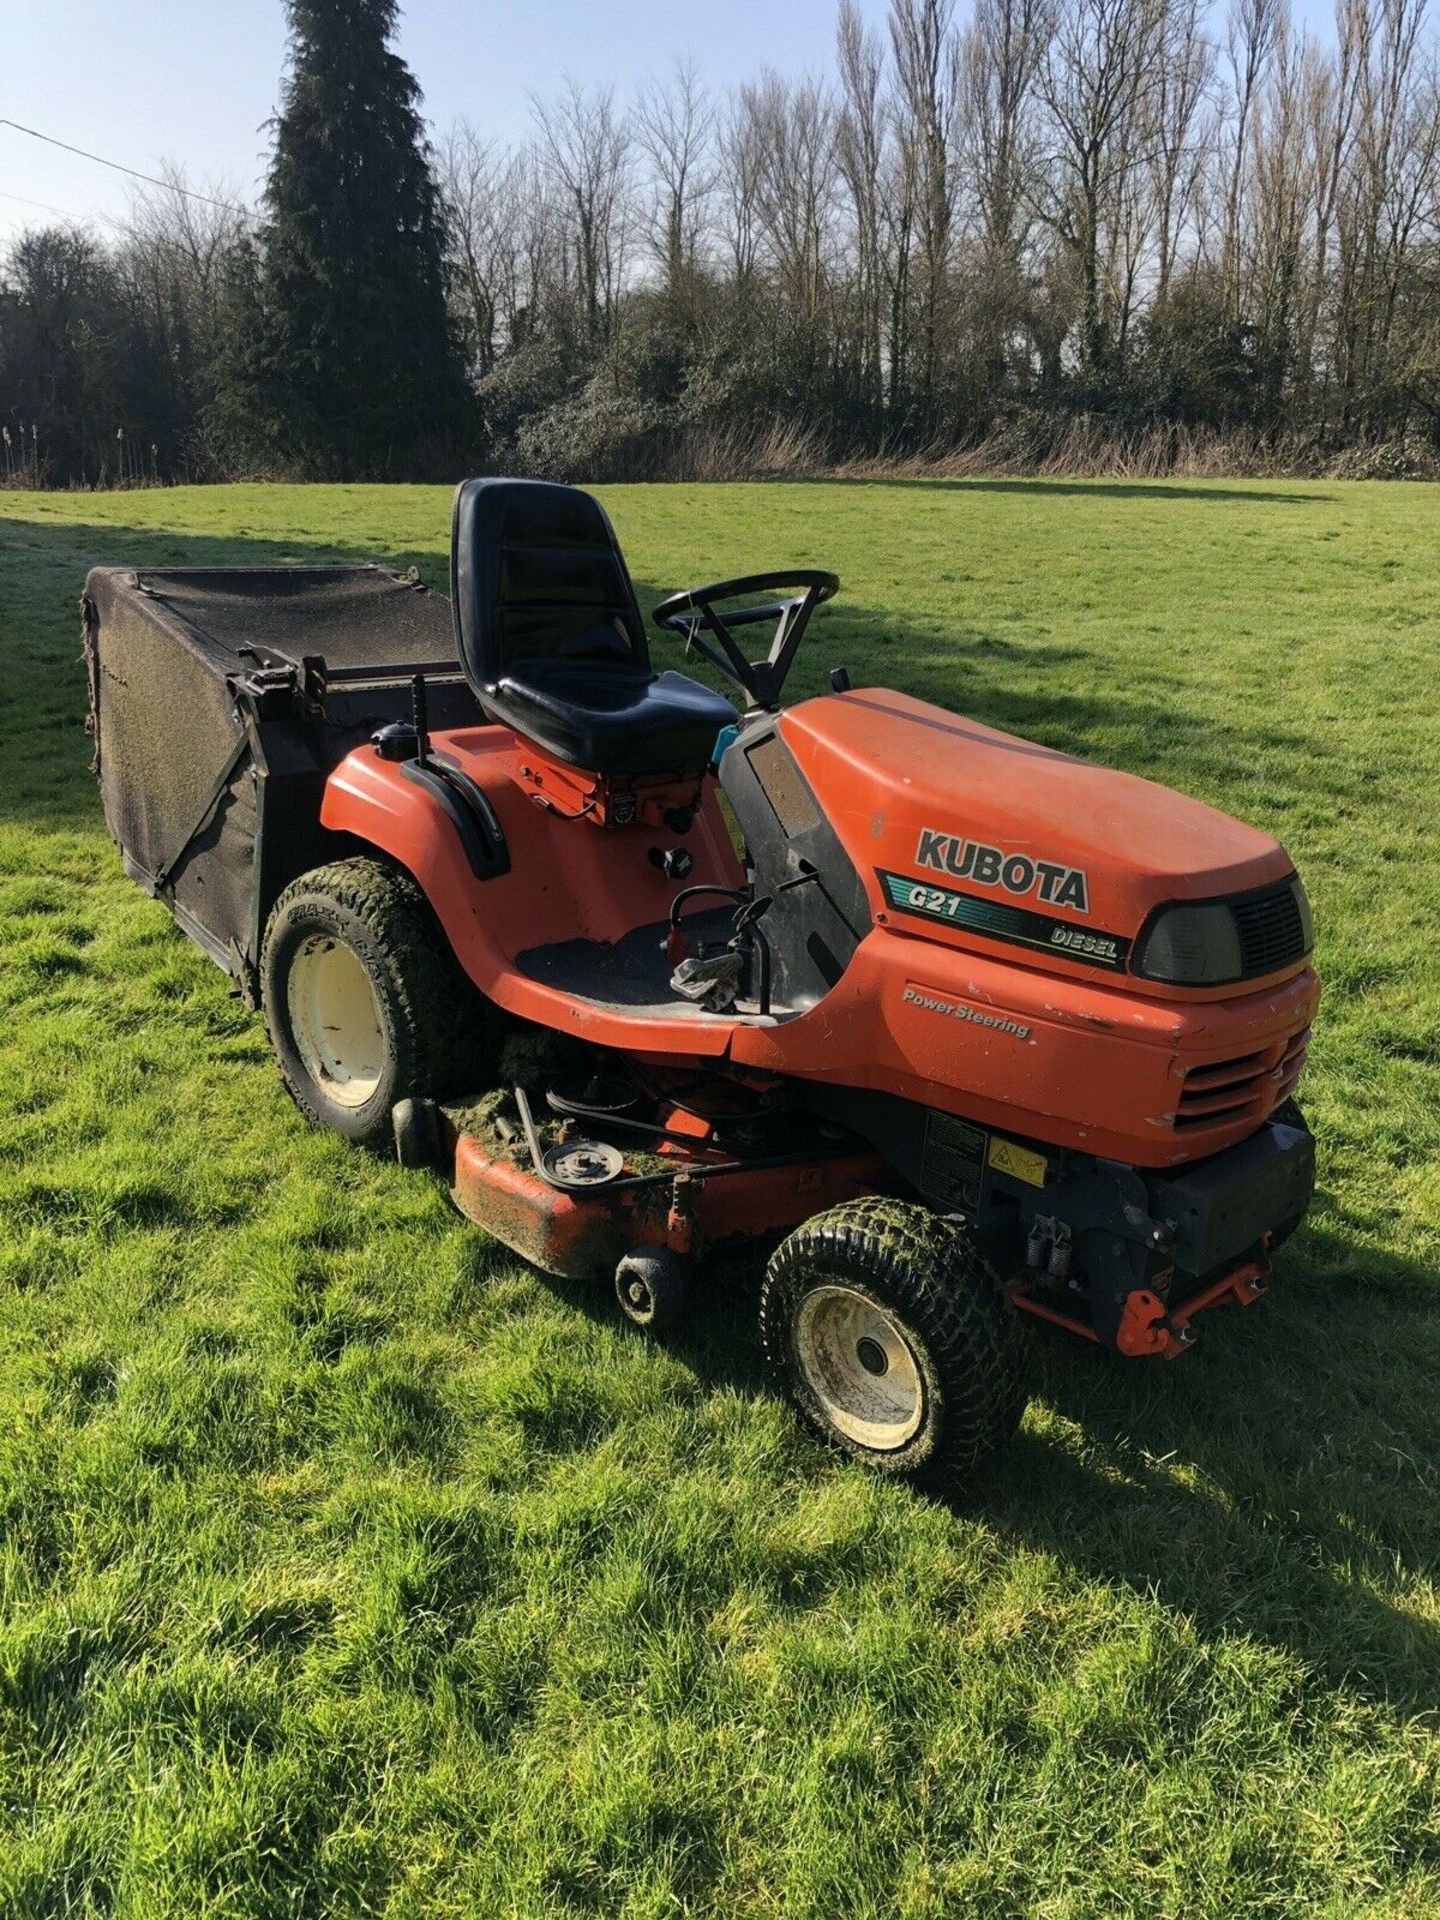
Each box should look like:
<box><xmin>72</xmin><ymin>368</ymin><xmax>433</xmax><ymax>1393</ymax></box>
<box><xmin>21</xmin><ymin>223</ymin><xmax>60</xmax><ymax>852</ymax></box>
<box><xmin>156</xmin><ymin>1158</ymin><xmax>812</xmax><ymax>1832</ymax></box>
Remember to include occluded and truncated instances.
<box><xmin>2</xmin><ymin>0</ymin><xmax>1336</xmax><ymax>245</ymax></box>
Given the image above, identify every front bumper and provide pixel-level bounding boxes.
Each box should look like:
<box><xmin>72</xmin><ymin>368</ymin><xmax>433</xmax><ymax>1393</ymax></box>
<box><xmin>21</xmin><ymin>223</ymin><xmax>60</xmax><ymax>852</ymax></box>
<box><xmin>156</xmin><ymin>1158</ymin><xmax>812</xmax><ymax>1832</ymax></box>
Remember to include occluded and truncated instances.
<box><xmin>1147</xmin><ymin>1116</ymin><xmax>1315</xmax><ymax>1280</ymax></box>
<box><xmin>1007</xmin><ymin>1113</ymin><xmax>1315</xmax><ymax>1356</ymax></box>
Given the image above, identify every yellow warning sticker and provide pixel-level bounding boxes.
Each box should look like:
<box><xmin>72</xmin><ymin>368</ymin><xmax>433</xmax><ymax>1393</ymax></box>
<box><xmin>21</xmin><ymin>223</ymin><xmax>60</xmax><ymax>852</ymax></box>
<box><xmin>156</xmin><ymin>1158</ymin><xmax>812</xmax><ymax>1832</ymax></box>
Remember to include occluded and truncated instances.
<box><xmin>988</xmin><ymin>1138</ymin><xmax>1048</xmax><ymax>1187</ymax></box>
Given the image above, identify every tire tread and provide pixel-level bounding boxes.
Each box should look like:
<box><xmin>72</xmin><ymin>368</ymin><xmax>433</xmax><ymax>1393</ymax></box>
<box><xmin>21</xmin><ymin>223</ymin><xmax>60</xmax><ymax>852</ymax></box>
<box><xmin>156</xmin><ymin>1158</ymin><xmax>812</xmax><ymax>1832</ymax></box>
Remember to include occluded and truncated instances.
<box><xmin>760</xmin><ymin>1196</ymin><xmax>1026</xmax><ymax>1486</ymax></box>
<box><xmin>261</xmin><ymin>856</ymin><xmax>491</xmax><ymax>1144</ymax></box>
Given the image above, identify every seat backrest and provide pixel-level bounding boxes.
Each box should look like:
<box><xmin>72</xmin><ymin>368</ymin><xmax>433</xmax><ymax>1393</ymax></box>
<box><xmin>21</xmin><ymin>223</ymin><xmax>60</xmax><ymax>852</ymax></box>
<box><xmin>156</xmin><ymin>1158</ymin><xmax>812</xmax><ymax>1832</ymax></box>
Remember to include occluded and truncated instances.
<box><xmin>450</xmin><ymin>478</ymin><xmax>649</xmax><ymax>695</ymax></box>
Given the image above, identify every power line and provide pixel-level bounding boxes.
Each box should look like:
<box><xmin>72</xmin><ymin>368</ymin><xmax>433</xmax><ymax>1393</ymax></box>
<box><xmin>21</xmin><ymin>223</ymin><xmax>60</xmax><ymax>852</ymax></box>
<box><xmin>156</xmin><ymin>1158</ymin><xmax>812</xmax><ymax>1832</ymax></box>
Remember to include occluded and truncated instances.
<box><xmin>0</xmin><ymin>118</ymin><xmax>245</xmax><ymax>214</ymax></box>
<box><xmin>0</xmin><ymin>187</ymin><xmax>126</xmax><ymax>230</ymax></box>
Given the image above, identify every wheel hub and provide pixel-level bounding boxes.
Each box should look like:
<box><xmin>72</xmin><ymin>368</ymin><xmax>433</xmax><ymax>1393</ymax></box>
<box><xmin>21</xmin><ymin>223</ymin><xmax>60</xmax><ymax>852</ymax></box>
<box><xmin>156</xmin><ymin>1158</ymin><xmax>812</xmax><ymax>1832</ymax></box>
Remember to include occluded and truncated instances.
<box><xmin>793</xmin><ymin>1283</ymin><xmax>926</xmax><ymax>1451</ymax></box>
<box><xmin>286</xmin><ymin>934</ymin><xmax>385</xmax><ymax>1109</ymax></box>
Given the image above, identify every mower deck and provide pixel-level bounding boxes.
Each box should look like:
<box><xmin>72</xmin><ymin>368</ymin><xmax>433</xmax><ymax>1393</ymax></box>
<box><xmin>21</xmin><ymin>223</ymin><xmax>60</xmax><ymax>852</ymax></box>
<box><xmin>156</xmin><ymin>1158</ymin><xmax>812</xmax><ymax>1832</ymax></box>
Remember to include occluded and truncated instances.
<box><xmin>438</xmin><ymin>1052</ymin><xmax>1295</xmax><ymax>1365</ymax></box>
<box><xmin>444</xmin><ymin>1073</ymin><xmax>888</xmax><ymax>1280</ymax></box>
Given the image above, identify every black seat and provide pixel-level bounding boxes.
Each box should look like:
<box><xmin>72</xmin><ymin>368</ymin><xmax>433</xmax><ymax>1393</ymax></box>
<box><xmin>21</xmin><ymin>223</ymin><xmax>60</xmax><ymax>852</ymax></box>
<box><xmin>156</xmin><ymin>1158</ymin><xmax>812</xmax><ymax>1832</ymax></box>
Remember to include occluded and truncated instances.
<box><xmin>450</xmin><ymin>478</ymin><xmax>735</xmax><ymax>776</ymax></box>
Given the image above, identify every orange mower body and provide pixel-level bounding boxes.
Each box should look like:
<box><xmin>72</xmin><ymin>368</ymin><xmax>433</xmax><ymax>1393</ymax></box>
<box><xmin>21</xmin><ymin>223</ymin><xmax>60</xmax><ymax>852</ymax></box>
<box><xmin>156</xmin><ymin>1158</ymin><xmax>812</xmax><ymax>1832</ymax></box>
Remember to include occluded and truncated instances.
<box><xmin>86</xmin><ymin>478</ymin><xmax>1321</xmax><ymax>1481</ymax></box>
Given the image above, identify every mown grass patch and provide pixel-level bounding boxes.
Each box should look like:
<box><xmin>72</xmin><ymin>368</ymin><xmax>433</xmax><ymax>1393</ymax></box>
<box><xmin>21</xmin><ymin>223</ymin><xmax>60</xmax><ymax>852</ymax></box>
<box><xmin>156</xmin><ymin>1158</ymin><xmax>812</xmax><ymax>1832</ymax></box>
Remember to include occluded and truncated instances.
<box><xmin>1</xmin><ymin>478</ymin><xmax>1437</xmax><ymax>1916</ymax></box>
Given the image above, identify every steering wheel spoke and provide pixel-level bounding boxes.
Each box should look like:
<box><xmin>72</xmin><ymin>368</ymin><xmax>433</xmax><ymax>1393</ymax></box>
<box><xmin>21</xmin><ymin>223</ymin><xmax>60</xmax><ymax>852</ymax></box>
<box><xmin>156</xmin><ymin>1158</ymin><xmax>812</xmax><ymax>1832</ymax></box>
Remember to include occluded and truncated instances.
<box><xmin>651</xmin><ymin>571</ymin><xmax>840</xmax><ymax>709</ymax></box>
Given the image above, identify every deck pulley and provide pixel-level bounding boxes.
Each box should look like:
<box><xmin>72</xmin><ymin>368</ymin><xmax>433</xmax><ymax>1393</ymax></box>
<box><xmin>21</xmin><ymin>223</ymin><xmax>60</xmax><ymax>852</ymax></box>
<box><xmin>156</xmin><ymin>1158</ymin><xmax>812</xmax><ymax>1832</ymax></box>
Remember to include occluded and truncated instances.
<box><xmin>541</xmin><ymin>1140</ymin><xmax>626</xmax><ymax>1189</ymax></box>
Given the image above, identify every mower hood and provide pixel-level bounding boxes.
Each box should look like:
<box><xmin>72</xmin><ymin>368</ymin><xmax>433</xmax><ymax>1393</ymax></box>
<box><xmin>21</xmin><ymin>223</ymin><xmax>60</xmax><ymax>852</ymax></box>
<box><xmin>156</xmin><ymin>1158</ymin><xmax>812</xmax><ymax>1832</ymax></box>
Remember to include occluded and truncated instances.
<box><xmin>778</xmin><ymin>689</ymin><xmax>1297</xmax><ymax>962</ymax></box>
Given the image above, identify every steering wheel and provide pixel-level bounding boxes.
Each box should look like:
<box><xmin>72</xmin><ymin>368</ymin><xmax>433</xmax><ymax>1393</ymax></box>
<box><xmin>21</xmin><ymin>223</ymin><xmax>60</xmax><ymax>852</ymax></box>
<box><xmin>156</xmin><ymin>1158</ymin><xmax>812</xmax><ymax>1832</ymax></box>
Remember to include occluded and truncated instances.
<box><xmin>651</xmin><ymin>571</ymin><xmax>840</xmax><ymax>708</ymax></box>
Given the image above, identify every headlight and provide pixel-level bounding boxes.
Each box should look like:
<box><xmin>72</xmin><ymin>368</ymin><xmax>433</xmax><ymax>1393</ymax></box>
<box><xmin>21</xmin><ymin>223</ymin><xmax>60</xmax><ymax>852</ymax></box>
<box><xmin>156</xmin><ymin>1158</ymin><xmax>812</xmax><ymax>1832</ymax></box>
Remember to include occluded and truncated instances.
<box><xmin>1134</xmin><ymin>876</ymin><xmax>1312</xmax><ymax>986</ymax></box>
<box><xmin>1134</xmin><ymin>900</ymin><xmax>1243</xmax><ymax>984</ymax></box>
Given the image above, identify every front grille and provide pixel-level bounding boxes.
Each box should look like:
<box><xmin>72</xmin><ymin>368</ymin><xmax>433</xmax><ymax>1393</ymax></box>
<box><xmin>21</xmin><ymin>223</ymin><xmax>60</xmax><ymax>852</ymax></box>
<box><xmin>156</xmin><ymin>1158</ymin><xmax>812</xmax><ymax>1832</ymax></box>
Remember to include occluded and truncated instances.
<box><xmin>1231</xmin><ymin>883</ymin><xmax>1308</xmax><ymax>979</ymax></box>
<box><xmin>1174</xmin><ymin>1025</ymin><xmax>1311</xmax><ymax>1131</ymax></box>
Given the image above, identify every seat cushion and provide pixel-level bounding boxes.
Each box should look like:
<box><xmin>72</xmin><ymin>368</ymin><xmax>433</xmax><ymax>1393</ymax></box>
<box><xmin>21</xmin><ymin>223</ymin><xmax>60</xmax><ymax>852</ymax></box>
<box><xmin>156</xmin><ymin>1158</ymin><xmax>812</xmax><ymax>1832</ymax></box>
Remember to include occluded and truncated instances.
<box><xmin>484</xmin><ymin>659</ymin><xmax>737</xmax><ymax>776</ymax></box>
<box><xmin>451</xmin><ymin>478</ymin><xmax>651</xmax><ymax>694</ymax></box>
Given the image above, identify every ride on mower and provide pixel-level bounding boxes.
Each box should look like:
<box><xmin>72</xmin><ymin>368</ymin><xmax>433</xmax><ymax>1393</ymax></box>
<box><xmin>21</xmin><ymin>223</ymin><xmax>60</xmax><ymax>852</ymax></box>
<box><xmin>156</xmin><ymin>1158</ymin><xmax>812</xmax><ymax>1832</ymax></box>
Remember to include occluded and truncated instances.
<box><xmin>85</xmin><ymin>481</ymin><xmax>1318</xmax><ymax>1484</ymax></box>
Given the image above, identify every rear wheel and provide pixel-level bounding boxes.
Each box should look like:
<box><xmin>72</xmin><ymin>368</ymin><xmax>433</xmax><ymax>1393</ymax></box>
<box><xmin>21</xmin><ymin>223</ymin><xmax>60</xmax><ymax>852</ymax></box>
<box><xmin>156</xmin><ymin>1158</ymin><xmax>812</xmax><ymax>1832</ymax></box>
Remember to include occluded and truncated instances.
<box><xmin>760</xmin><ymin>1197</ymin><xmax>1026</xmax><ymax>1488</ymax></box>
<box><xmin>261</xmin><ymin>857</ymin><xmax>492</xmax><ymax>1148</ymax></box>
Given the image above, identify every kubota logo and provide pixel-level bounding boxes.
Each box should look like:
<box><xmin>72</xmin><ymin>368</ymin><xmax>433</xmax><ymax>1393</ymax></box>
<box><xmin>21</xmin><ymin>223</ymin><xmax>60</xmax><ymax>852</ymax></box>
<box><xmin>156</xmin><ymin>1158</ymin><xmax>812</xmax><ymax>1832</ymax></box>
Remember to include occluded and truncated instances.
<box><xmin>915</xmin><ymin>828</ymin><xmax>1090</xmax><ymax>914</ymax></box>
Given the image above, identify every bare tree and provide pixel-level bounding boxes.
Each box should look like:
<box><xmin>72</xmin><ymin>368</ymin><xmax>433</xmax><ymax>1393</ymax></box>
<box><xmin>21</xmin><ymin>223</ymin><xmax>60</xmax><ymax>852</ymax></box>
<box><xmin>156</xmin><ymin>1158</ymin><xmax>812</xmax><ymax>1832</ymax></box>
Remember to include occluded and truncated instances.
<box><xmin>1147</xmin><ymin>0</ymin><xmax>1216</xmax><ymax>306</ymax></box>
<box><xmin>441</xmin><ymin>127</ymin><xmax>562</xmax><ymax>370</ymax></box>
<box><xmin>1345</xmin><ymin>0</ymin><xmax>1439</xmax><ymax>427</ymax></box>
<box><xmin>961</xmin><ymin>0</ymin><xmax>1051</xmax><ymax>387</ymax></box>
<box><xmin>1108</xmin><ymin>111</ymin><xmax>1159</xmax><ymax>362</ymax></box>
<box><xmin>965</xmin><ymin>0</ymin><xmax>1050</xmax><ymax>260</ymax></box>
<box><xmin>440</xmin><ymin>123</ymin><xmax>502</xmax><ymax>374</ymax></box>
<box><xmin>120</xmin><ymin>162</ymin><xmax>248</xmax><ymax>366</ymax></box>
<box><xmin>531</xmin><ymin>79</ymin><xmax>633</xmax><ymax>343</ymax></box>
<box><xmin>1245</xmin><ymin>16</ymin><xmax>1312</xmax><ymax>416</ymax></box>
<box><xmin>717</xmin><ymin>91</ymin><xmax>765</xmax><ymax>286</ymax></box>
<box><xmin>890</xmin><ymin>0</ymin><xmax>963</xmax><ymax>402</ymax></box>
<box><xmin>1222</xmin><ymin>0</ymin><xmax>1284</xmax><ymax>313</ymax></box>
<box><xmin>837</xmin><ymin>0</ymin><xmax>889</xmax><ymax>408</ymax></box>
<box><xmin>635</xmin><ymin>58</ymin><xmax>716</xmax><ymax>297</ymax></box>
<box><xmin>117</xmin><ymin>163</ymin><xmax>249</xmax><ymax>462</ymax></box>
<box><xmin>743</xmin><ymin>72</ymin><xmax>841</xmax><ymax>339</ymax></box>
<box><xmin>879</xmin><ymin>90</ymin><xmax>921</xmax><ymax>409</ymax></box>
<box><xmin>1297</xmin><ymin>0</ymin><xmax>1361</xmax><ymax>402</ymax></box>
<box><xmin>1038</xmin><ymin>0</ymin><xmax>1167</xmax><ymax>374</ymax></box>
<box><xmin>122</xmin><ymin>164</ymin><xmax>247</xmax><ymax>304</ymax></box>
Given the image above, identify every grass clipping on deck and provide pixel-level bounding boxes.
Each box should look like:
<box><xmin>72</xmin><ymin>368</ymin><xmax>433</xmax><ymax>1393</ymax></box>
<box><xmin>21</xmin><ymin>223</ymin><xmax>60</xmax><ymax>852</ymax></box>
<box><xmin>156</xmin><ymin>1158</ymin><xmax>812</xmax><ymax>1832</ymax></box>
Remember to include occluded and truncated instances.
<box><xmin>444</xmin><ymin>1031</ymin><xmax>671</xmax><ymax>1177</ymax></box>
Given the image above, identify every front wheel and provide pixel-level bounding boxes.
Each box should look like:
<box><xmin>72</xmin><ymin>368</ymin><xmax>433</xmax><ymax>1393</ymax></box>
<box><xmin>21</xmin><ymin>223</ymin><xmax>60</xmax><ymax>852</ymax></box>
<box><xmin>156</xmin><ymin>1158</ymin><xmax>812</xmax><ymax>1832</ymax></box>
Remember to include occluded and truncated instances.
<box><xmin>261</xmin><ymin>857</ymin><xmax>492</xmax><ymax>1149</ymax></box>
<box><xmin>760</xmin><ymin>1198</ymin><xmax>1026</xmax><ymax>1488</ymax></box>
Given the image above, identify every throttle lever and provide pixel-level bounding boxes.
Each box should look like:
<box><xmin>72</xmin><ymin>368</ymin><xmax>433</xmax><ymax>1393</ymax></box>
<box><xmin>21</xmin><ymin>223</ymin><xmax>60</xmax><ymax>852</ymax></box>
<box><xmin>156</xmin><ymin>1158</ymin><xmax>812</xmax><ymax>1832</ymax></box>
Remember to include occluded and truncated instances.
<box><xmin>732</xmin><ymin>895</ymin><xmax>774</xmax><ymax>933</ymax></box>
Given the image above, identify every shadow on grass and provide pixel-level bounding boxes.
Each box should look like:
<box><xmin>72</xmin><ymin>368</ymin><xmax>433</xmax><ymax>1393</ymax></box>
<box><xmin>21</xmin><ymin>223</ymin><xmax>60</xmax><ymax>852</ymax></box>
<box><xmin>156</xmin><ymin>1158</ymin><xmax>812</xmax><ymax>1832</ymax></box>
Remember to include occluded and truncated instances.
<box><xmin>823</xmin><ymin>475</ymin><xmax>1334</xmax><ymax>505</ymax></box>
<box><xmin>559</xmin><ymin>1217</ymin><xmax>1440</xmax><ymax>1727</ymax></box>
<box><xmin>1007</xmin><ymin>1246</ymin><xmax>1437</xmax><ymax>1677</ymax></box>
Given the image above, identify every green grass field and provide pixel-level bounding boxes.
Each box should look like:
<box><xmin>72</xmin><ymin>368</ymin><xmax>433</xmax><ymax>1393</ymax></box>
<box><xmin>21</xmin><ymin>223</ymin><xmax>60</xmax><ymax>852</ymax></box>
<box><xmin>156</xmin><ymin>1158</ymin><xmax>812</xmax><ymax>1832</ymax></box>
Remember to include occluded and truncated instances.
<box><xmin>1</xmin><ymin>478</ymin><xmax>1437</xmax><ymax>1917</ymax></box>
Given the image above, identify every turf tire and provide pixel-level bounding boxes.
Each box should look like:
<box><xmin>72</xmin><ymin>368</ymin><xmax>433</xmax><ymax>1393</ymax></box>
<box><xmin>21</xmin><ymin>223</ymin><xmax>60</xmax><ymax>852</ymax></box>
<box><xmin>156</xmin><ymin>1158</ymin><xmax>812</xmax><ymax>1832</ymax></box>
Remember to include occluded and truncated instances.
<box><xmin>760</xmin><ymin>1197</ymin><xmax>1026</xmax><ymax>1488</ymax></box>
<box><xmin>261</xmin><ymin>857</ymin><xmax>492</xmax><ymax>1149</ymax></box>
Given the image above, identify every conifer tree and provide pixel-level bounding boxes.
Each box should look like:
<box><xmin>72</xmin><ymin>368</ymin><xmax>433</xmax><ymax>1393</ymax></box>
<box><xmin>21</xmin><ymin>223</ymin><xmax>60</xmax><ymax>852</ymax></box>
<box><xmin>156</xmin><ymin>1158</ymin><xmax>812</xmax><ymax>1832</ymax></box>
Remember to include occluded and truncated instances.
<box><xmin>252</xmin><ymin>0</ymin><xmax>471</xmax><ymax>476</ymax></box>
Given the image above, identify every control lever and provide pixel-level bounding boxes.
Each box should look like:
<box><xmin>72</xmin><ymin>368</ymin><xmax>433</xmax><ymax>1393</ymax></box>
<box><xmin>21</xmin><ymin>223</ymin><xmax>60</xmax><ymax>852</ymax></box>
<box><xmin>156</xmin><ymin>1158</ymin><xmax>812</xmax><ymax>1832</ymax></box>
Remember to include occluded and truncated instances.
<box><xmin>731</xmin><ymin>895</ymin><xmax>774</xmax><ymax>1017</ymax></box>
<box><xmin>410</xmin><ymin>673</ymin><xmax>431</xmax><ymax>768</ymax></box>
